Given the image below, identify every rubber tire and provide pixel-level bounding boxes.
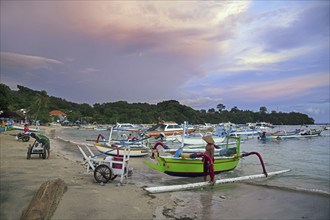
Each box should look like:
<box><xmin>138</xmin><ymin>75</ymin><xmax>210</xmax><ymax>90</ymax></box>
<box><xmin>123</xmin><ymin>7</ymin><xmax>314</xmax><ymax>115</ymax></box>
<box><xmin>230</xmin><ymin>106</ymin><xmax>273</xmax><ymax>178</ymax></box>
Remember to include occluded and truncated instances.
<box><xmin>94</xmin><ymin>164</ymin><xmax>112</xmax><ymax>183</ymax></box>
<box><xmin>22</xmin><ymin>136</ymin><xmax>30</xmax><ymax>142</ymax></box>
<box><xmin>27</xmin><ymin>147</ymin><xmax>31</xmax><ymax>159</ymax></box>
<box><xmin>42</xmin><ymin>147</ymin><xmax>46</xmax><ymax>159</ymax></box>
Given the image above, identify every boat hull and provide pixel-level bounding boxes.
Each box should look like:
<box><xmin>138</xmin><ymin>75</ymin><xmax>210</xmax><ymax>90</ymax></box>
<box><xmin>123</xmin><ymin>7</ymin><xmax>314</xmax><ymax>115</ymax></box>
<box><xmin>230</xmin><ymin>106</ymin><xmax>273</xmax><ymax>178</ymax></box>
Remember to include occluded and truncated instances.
<box><xmin>176</xmin><ymin>136</ymin><xmax>225</xmax><ymax>145</ymax></box>
<box><xmin>12</xmin><ymin>125</ymin><xmax>40</xmax><ymax>132</ymax></box>
<box><xmin>94</xmin><ymin>143</ymin><xmax>149</xmax><ymax>157</ymax></box>
<box><xmin>144</xmin><ymin>156</ymin><xmax>239</xmax><ymax>177</ymax></box>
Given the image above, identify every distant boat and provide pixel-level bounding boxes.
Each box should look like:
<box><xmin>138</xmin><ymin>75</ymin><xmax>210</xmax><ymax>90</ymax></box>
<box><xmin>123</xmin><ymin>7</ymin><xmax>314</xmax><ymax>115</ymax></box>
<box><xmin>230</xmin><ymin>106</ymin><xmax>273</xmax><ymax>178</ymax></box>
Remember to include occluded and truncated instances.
<box><xmin>112</xmin><ymin>123</ymin><xmax>142</xmax><ymax>132</ymax></box>
<box><xmin>94</xmin><ymin>126</ymin><xmax>108</xmax><ymax>131</ymax></box>
<box><xmin>144</xmin><ymin>121</ymin><xmax>196</xmax><ymax>137</ymax></box>
<box><xmin>175</xmin><ymin>133</ymin><xmax>226</xmax><ymax>145</ymax></box>
<box><xmin>12</xmin><ymin>125</ymin><xmax>40</xmax><ymax>132</ymax></box>
<box><xmin>299</xmin><ymin>127</ymin><xmax>323</xmax><ymax>136</ymax></box>
<box><xmin>248</xmin><ymin>122</ymin><xmax>274</xmax><ymax>130</ymax></box>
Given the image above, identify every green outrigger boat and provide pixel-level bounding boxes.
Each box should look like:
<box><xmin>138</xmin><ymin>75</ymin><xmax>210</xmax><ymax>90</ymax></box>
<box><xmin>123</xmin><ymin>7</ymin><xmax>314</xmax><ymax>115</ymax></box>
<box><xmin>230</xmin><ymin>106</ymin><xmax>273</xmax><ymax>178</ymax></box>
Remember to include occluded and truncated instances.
<box><xmin>144</xmin><ymin>136</ymin><xmax>251</xmax><ymax>178</ymax></box>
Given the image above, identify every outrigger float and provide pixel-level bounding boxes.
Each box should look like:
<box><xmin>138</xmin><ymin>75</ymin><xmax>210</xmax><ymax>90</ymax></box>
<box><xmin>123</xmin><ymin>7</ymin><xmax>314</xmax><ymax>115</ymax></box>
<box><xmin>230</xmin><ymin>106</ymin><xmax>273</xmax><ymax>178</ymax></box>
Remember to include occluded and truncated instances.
<box><xmin>144</xmin><ymin>136</ymin><xmax>290</xmax><ymax>193</ymax></box>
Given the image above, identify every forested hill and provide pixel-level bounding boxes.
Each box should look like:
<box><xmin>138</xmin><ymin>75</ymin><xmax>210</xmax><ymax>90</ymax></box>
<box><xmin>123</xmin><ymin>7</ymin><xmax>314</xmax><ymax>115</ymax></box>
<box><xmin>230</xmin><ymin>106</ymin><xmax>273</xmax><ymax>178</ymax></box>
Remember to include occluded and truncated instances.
<box><xmin>0</xmin><ymin>83</ymin><xmax>314</xmax><ymax>125</ymax></box>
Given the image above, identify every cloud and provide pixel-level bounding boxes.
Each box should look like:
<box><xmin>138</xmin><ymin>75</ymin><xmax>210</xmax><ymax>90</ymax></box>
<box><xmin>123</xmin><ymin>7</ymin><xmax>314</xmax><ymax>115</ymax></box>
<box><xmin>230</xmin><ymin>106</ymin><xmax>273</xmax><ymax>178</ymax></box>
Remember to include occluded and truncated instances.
<box><xmin>257</xmin><ymin>4</ymin><xmax>329</xmax><ymax>52</ymax></box>
<box><xmin>0</xmin><ymin>52</ymin><xmax>63</xmax><ymax>71</ymax></box>
<box><xmin>228</xmin><ymin>73</ymin><xmax>329</xmax><ymax>100</ymax></box>
<box><xmin>305</xmin><ymin>107</ymin><xmax>321</xmax><ymax>115</ymax></box>
<box><xmin>56</xmin><ymin>1</ymin><xmax>251</xmax><ymax>58</ymax></box>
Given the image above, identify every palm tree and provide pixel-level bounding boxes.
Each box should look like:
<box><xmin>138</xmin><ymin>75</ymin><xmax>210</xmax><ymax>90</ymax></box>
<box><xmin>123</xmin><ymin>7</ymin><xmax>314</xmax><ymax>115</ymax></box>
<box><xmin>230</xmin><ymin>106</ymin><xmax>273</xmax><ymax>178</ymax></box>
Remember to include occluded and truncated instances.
<box><xmin>33</xmin><ymin>90</ymin><xmax>49</xmax><ymax>123</ymax></box>
<box><xmin>217</xmin><ymin>103</ymin><xmax>226</xmax><ymax>112</ymax></box>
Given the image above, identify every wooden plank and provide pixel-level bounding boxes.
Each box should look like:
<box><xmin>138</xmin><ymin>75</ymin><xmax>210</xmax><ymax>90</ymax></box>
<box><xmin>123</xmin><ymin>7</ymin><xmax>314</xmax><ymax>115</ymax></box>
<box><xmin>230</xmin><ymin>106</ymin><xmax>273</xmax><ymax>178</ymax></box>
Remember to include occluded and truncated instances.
<box><xmin>144</xmin><ymin>169</ymin><xmax>291</xmax><ymax>193</ymax></box>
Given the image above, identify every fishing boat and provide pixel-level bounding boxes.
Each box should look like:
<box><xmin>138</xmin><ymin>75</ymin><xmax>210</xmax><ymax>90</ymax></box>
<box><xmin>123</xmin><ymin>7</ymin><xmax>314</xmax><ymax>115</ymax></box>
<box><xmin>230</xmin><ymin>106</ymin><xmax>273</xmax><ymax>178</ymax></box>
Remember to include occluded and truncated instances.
<box><xmin>94</xmin><ymin>142</ymin><xmax>149</xmax><ymax>157</ymax></box>
<box><xmin>12</xmin><ymin>125</ymin><xmax>40</xmax><ymax>132</ymax></box>
<box><xmin>299</xmin><ymin>127</ymin><xmax>323</xmax><ymax>136</ymax></box>
<box><xmin>144</xmin><ymin>136</ymin><xmax>267</xmax><ymax>179</ymax></box>
<box><xmin>144</xmin><ymin>121</ymin><xmax>196</xmax><ymax>137</ymax></box>
<box><xmin>112</xmin><ymin>123</ymin><xmax>142</xmax><ymax>132</ymax></box>
<box><xmin>93</xmin><ymin>127</ymin><xmax>150</xmax><ymax>157</ymax></box>
<box><xmin>175</xmin><ymin>133</ymin><xmax>226</xmax><ymax>145</ymax></box>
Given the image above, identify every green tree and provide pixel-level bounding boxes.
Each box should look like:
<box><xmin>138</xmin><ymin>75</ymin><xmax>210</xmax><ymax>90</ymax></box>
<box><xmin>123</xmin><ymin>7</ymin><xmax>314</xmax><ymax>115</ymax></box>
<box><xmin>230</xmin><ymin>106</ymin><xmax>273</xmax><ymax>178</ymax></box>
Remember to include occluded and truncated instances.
<box><xmin>0</xmin><ymin>84</ymin><xmax>11</xmax><ymax>111</ymax></box>
<box><xmin>30</xmin><ymin>90</ymin><xmax>50</xmax><ymax>123</ymax></box>
<box><xmin>259</xmin><ymin>106</ymin><xmax>268</xmax><ymax>113</ymax></box>
<box><xmin>217</xmin><ymin>103</ymin><xmax>226</xmax><ymax>112</ymax></box>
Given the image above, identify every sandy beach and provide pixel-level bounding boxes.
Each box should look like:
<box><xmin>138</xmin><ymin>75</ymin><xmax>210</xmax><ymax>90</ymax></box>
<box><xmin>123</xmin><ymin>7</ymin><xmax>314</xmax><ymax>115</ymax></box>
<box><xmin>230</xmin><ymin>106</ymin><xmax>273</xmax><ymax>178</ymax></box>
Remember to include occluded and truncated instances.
<box><xmin>1</xmin><ymin>127</ymin><xmax>329</xmax><ymax>220</ymax></box>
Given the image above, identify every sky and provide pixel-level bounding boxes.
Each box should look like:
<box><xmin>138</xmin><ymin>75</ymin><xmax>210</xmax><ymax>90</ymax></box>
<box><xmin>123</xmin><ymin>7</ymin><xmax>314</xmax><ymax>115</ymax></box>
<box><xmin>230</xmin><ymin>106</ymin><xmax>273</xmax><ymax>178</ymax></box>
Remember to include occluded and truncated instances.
<box><xmin>1</xmin><ymin>1</ymin><xmax>329</xmax><ymax>123</ymax></box>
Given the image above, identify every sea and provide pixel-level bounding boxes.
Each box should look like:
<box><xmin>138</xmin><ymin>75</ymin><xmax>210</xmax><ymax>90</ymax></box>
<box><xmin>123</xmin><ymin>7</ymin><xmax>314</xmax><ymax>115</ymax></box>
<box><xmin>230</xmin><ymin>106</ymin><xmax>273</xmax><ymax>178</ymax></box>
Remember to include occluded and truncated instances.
<box><xmin>55</xmin><ymin>125</ymin><xmax>330</xmax><ymax>195</ymax></box>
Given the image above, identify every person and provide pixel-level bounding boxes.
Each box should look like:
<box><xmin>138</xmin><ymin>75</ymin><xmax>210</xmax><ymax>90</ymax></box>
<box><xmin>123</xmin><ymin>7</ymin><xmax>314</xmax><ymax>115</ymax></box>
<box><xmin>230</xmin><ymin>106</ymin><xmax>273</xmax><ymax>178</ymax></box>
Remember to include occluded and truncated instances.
<box><xmin>30</xmin><ymin>133</ymin><xmax>50</xmax><ymax>159</ymax></box>
<box><xmin>23</xmin><ymin>124</ymin><xmax>29</xmax><ymax>134</ymax></box>
<box><xmin>202</xmin><ymin>135</ymin><xmax>215</xmax><ymax>183</ymax></box>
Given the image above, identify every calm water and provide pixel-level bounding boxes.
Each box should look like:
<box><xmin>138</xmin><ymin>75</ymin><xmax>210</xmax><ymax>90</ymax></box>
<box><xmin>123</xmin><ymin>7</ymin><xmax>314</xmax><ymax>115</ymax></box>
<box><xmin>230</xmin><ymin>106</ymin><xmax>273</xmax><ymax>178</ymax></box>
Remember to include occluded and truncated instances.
<box><xmin>56</xmin><ymin>125</ymin><xmax>330</xmax><ymax>194</ymax></box>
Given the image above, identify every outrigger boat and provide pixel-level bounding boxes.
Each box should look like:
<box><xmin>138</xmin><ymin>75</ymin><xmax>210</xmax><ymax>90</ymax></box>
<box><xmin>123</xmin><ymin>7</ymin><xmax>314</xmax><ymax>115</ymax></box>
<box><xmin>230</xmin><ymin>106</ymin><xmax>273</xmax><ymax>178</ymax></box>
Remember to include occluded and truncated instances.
<box><xmin>94</xmin><ymin>127</ymin><xmax>150</xmax><ymax>157</ymax></box>
<box><xmin>144</xmin><ymin>136</ymin><xmax>266</xmax><ymax>178</ymax></box>
<box><xmin>144</xmin><ymin>121</ymin><xmax>196</xmax><ymax>137</ymax></box>
<box><xmin>144</xmin><ymin>135</ymin><xmax>290</xmax><ymax>193</ymax></box>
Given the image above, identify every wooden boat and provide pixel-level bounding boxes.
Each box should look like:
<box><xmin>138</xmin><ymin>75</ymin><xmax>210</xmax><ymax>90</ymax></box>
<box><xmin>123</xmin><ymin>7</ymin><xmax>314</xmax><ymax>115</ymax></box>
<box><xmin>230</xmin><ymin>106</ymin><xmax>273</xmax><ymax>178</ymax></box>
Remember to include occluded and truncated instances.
<box><xmin>93</xmin><ymin>127</ymin><xmax>149</xmax><ymax>157</ymax></box>
<box><xmin>12</xmin><ymin>125</ymin><xmax>40</xmax><ymax>132</ymax></box>
<box><xmin>112</xmin><ymin>123</ymin><xmax>142</xmax><ymax>132</ymax></box>
<box><xmin>144</xmin><ymin>136</ymin><xmax>243</xmax><ymax>177</ymax></box>
<box><xmin>94</xmin><ymin>142</ymin><xmax>149</xmax><ymax>157</ymax></box>
<box><xmin>144</xmin><ymin>121</ymin><xmax>196</xmax><ymax>137</ymax></box>
<box><xmin>175</xmin><ymin>133</ymin><xmax>226</xmax><ymax>145</ymax></box>
<box><xmin>258</xmin><ymin>128</ymin><xmax>322</xmax><ymax>140</ymax></box>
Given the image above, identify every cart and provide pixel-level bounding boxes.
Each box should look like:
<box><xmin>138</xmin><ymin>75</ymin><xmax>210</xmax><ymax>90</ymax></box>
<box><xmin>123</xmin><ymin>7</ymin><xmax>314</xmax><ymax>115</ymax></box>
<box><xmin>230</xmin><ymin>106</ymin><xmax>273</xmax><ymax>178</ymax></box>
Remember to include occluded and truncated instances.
<box><xmin>27</xmin><ymin>141</ymin><xmax>47</xmax><ymax>159</ymax></box>
<box><xmin>77</xmin><ymin>144</ymin><xmax>130</xmax><ymax>184</ymax></box>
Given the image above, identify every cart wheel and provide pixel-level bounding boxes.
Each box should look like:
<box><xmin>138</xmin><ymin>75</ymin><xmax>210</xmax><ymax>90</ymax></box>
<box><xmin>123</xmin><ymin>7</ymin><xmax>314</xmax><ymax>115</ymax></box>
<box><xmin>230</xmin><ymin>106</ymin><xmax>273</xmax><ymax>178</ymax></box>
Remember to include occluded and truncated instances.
<box><xmin>42</xmin><ymin>147</ymin><xmax>46</xmax><ymax>159</ymax></box>
<box><xmin>94</xmin><ymin>164</ymin><xmax>112</xmax><ymax>183</ymax></box>
<box><xmin>22</xmin><ymin>136</ymin><xmax>30</xmax><ymax>142</ymax></box>
<box><xmin>27</xmin><ymin>146</ymin><xmax>31</xmax><ymax>159</ymax></box>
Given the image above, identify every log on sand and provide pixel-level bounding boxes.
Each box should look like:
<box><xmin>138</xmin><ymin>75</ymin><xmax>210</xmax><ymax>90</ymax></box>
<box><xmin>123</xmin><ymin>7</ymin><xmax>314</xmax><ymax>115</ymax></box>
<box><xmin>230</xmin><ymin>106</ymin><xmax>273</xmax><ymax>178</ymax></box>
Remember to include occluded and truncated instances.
<box><xmin>21</xmin><ymin>178</ymin><xmax>67</xmax><ymax>220</ymax></box>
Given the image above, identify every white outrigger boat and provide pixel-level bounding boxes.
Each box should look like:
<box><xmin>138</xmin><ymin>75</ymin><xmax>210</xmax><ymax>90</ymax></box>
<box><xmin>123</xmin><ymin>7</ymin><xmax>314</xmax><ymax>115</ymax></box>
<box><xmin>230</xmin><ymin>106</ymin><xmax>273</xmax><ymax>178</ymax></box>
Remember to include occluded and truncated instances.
<box><xmin>94</xmin><ymin>127</ymin><xmax>150</xmax><ymax>157</ymax></box>
<box><xmin>175</xmin><ymin>133</ymin><xmax>226</xmax><ymax>145</ymax></box>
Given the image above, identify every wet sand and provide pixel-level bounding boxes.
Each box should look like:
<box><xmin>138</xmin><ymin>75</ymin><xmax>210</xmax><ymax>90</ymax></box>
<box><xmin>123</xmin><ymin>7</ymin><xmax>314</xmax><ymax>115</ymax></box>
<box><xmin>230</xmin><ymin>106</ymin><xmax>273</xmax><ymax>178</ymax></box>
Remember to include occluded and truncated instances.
<box><xmin>0</xmin><ymin>127</ymin><xmax>329</xmax><ymax>219</ymax></box>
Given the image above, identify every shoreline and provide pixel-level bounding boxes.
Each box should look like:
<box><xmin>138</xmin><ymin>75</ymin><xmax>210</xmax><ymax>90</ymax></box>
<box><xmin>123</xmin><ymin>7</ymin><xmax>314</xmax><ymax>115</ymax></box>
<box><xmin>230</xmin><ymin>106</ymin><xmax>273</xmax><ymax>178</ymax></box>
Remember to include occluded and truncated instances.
<box><xmin>1</xmin><ymin>126</ymin><xmax>329</xmax><ymax>219</ymax></box>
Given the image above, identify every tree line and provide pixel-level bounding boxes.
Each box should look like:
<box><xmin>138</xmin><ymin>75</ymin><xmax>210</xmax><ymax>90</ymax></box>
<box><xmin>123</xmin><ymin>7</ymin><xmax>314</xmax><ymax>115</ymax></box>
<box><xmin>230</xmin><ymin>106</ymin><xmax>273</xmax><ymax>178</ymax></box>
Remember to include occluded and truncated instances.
<box><xmin>0</xmin><ymin>83</ymin><xmax>314</xmax><ymax>125</ymax></box>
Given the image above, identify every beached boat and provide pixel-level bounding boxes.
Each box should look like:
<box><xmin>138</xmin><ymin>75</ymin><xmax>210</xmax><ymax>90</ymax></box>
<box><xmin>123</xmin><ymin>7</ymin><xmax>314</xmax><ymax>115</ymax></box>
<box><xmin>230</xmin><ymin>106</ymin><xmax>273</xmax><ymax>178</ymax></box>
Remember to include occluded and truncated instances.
<box><xmin>93</xmin><ymin>127</ymin><xmax>150</xmax><ymax>157</ymax></box>
<box><xmin>144</xmin><ymin>121</ymin><xmax>196</xmax><ymax>137</ymax></box>
<box><xmin>12</xmin><ymin>125</ymin><xmax>40</xmax><ymax>132</ymax></box>
<box><xmin>144</xmin><ymin>136</ymin><xmax>265</xmax><ymax>178</ymax></box>
<box><xmin>94</xmin><ymin>142</ymin><xmax>149</xmax><ymax>157</ymax></box>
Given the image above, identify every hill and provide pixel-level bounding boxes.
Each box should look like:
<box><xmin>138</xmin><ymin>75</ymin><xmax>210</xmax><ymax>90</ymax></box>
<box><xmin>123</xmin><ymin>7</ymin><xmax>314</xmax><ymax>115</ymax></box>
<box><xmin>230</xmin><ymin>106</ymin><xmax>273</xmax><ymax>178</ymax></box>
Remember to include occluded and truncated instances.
<box><xmin>0</xmin><ymin>83</ymin><xmax>314</xmax><ymax>125</ymax></box>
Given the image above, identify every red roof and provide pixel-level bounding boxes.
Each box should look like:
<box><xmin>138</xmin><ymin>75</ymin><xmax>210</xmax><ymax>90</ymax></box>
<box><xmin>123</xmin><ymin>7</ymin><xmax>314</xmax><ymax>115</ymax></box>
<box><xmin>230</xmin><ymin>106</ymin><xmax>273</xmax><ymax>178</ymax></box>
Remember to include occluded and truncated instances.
<box><xmin>49</xmin><ymin>110</ymin><xmax>67</xmax><ymax>116</ymax></box>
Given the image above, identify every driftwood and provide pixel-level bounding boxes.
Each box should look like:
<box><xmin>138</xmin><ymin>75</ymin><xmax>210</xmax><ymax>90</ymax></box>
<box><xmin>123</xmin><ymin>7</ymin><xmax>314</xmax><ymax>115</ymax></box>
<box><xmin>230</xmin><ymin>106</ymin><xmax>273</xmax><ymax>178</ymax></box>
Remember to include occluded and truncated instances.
<box><xmin>21</xmin><ymin>178</ymin><xmax>67</xmax><ymax>220</ymax></box>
